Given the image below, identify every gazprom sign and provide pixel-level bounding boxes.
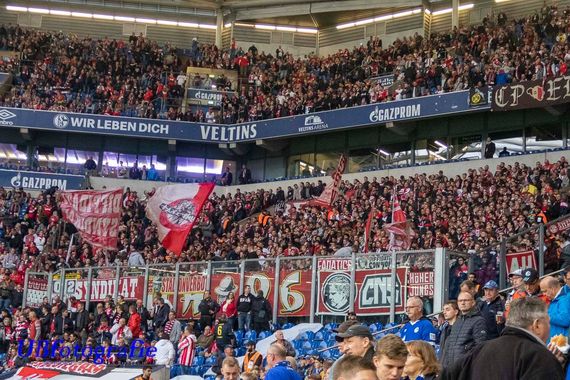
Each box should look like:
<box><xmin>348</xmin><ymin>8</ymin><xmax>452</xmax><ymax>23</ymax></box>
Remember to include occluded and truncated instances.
<box><xmin>0</xmin><ymin>90</ymin><xmax>488</xmax><ymax>143</ymax></box>
<box><xmin>0</xmin><ymin>169</ymin><xmax>85</xmax><ymax>191</ymax></box>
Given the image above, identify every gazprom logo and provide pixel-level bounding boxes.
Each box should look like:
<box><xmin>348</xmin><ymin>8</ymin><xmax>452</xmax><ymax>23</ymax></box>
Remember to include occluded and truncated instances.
<box><xmin>53</xmin><ymin>114</ymin><xmax>69</xmax><ymax>129</ymax></box>
<box><xmin>0</xmin><ymin>109</ymin><xmax>16</xmax><ymax>126</ymax></box>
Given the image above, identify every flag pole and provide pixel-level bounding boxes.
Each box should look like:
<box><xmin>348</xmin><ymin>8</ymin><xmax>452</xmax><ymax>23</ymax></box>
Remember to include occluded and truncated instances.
<box><xmin>65</xmin><ymin>233</ymin><xmax>74</xmax><ymax>264</ymax></box>
<box><xmin>389</xmin><ymin>185</ymin><xmax>397</xmax><ymax>323</ymax></box>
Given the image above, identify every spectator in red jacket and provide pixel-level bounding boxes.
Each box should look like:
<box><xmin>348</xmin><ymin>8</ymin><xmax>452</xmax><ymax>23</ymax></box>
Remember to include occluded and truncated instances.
<box><xmin>128</xmin><ymin>304</ymin><xmax>142</xmax><ymax>339</ymax></box>
<box><xmin>221</xmin><ymin>292</ymin><xmax>237</xmax><ymax>329</ymax></box>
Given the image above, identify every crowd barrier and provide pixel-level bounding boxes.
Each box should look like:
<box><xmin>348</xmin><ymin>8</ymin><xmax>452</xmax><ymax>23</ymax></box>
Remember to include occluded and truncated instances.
<box><xmin>23</xmin><ymin>248</ymin><xmax>465</xmax><ymax>324</ymax></box>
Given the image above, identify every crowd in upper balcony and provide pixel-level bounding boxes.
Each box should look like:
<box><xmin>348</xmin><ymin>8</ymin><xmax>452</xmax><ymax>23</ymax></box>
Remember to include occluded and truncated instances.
<box><xmin>1</xmin><ymin>4</ymin><xmax>570</xmax><ymax>123</ymax></box>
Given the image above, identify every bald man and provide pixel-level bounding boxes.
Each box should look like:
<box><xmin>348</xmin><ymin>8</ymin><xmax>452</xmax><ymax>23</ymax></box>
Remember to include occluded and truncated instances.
<box><xmin>265</xmin><ymin>343</ymin><xmax>301</xmax><ymax>380</ymax></box>
<box><xmin>540</xmin><ymin>276</ymin><xmax>570</xmax><ymax>342</ymax></box>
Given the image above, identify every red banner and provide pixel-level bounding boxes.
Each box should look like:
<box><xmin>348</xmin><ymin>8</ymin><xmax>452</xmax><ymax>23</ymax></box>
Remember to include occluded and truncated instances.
<box><xmin>56</xmin><ymin>276</ymin><xmax>144</xmax><ymax>302</ymax></box>
<box><xmin>506</xmin><ymin>251</ymin><xmax>537</xmax><ymax>274</ymax></box>
<box><xmin>408</xmin><ymin>271</ymin><xmax>434</xmax><ymax>297</ymax></box>
<box><xmin>548</xmin><ymin>218</ymin><xmax>570</xmax><ymax>235</ymax></box>
<box><xmin>317</xmin><ymin>258</ymin><xmax>408</xmax><ymax>315</ymax></box>
<box><xmin>212</xmin><ymin>272</ymin><xmax>241</xmax><ymax>306</ymax></box>
<box><xmin>59</xmin><ymin>188</ymin><xmax>123</xmax><ymax>250</ymax></box>
<box><xmin>146</xmin><ymin>272</ymin><xmax>208</xmax><ymax>319</ymax></box>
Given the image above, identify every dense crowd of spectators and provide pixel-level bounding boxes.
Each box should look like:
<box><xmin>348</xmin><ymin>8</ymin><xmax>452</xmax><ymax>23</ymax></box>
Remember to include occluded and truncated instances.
<box><xmin>2</xmin><ymin>4</ymin><xmax>570</xmax><ymax>123</ymax></box>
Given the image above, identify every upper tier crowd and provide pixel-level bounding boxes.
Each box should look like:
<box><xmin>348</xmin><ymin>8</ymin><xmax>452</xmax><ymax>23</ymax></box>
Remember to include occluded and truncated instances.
<box><xmin>1</xmin><ymin>4</ymin><xmax>570</xmax><ymax>122</ymax></box>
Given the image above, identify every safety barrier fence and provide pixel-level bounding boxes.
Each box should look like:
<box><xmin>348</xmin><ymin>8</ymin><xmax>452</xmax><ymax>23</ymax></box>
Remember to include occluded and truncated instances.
<box><xmin>23</xmin><ymin>248</ymin><xmax>466</xmax><ymax>325</ymax></box>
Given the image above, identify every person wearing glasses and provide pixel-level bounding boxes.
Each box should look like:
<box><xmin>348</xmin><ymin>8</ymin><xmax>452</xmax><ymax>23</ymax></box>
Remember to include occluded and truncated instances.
<box><xmin>440</xmin><ymin>291</ymin><xmax>488</xmax><ymax>368</ymax></box>
<box><xmin>400</xmin><ymin>296</ymin><xmax>438</xmax><ymax>345</ymax></box>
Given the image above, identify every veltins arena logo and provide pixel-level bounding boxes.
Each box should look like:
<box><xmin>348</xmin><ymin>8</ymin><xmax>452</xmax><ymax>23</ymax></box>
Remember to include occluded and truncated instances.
<box><xmin>159</xmin><ymin>199</ymin><xmax>196</xmax><ymax>230</ymax></box>
<box><xmin>53</xmin><ymin>114</ymin><xmax>69</xmax><ymax>129</ymax></box>
<box><xmin>321</xmin><ymin>272</ymin><xmax>351</xmax><ymax>313</ymax></box>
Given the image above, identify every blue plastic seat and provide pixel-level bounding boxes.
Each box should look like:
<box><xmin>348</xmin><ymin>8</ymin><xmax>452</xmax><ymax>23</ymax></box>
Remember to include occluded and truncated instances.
<box><xmin>258</xmin><ymin>330</ymin><xmax>272</xmax><ymax>340</ymax></box>
<box><xmin>282</xmin><ymin>323</ymin><xmax>295</xmax><ymax>330</ymax></box>
<box><xmin>193</xmin><ymin>356</ymin><xmax>205</xmax><ymax>366</ymax></box>
<box><xmin>324</xmin><ymin>323</ymin><xmax>338</xmax><ymax>331</ymax></box>
<box><xmin>205</xmin><ymin>356</ymin><xmax>217</xmax><ymax>366</ymax></box>
<box><xmin>244</xmin><ymin>330</ymin><xmax>257</xmax><ymax>342</ymax></box>
<box><xmin>302</xmin><ymin>341</ymin><xmax>312</xmax><ymax>350</ymax></box>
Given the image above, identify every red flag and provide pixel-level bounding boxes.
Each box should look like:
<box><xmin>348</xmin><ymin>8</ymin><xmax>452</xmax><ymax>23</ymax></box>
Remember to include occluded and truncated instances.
<box><xmin>363</xmin><ymin>206</ymin><xmax>375</xmax><ymax>253</ymax></box>
<box><xmin>307</xmin><ymin>154</ymin><xmax>347</xmax><ymax>208</ymax></box>
<box><xmin>383</xmin><ymin>195</ymin><xmax>416</xmax><ymax>251</ymax></box>
<box><xmin>146</xmin><ymin>183</ymin><xmax>214</xmax><ymax>255</ymax></box>
<box><xmin>59</xmin><ymin>189</ymin><xmax>123</xmax><ymax>250</ymax></box>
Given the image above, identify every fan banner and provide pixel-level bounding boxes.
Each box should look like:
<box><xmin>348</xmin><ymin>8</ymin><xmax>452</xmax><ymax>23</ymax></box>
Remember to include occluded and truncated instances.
<box><xmin>146</xmin><ymin>183</ymin><xmax>215</xmax><ymax>255</ymax></box>
<box><xmin>492</xmin><ymin>75</ymin><xmax>570</xmax><ymax>111</ymax></box>
<box><xmin>317</xmin><ymin>258</ymin><xmax>408</xmax><ymax>315</ymax></box>
<box><xmin>58</xmin><ymin>189</ymin><xmax>123</xmax><ymax>250</ymax></box>
<box><xmin>506</xmin><ymin>251</ymin><xmax>537</xmax><ymax>274</ymax></box>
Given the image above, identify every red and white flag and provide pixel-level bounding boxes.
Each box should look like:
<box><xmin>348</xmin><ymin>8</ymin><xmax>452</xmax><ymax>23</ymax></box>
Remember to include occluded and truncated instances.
<box><xmin>383</xmin><ymin>194</ymin><xmax>416</xmax><ymax>251</ymax></box>
<box><xmin>59</xmin><ymin>189</ymin><xmax>123</xmax><ymax>250</ymax></box>
<box><xmin>146</xmin><ymin>183</ymin><xmax>215</xmax><ymax>255</ymax></box>
<box><xmin>307</xmin><ymin>154</ymin><xmax>347</xmax><ymax>208</ymax></box>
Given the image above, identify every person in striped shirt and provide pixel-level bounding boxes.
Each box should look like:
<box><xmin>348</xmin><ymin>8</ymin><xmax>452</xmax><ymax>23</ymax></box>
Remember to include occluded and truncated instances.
<box><xmin>178</xmin><ymin>325</ymin><xmax>197</xmax><ymax>375</ymax></box>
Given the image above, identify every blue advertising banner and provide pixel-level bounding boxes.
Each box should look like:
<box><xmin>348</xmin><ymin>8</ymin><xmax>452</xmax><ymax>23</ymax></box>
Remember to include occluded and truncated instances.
<box><xmin>186</xmin><ymin>88</ymin><xmax>236</xmax><ymax>106</ymax></box>
<box><xmin>0</xmin><ymin>169</ymin><xmax>85</xmax><ymax>191</ymax></box>
<box><xmin>0</xmin><ymin>90</ymin><xmax>489</xmax><ymax>143</ymax></box>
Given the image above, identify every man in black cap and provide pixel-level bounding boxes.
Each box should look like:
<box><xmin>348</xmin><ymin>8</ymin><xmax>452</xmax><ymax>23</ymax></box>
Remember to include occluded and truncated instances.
<box><xmin>522</xmin><ymin>268</ymin><xmax>550</xmax><ymax>305</ymax></box>
<box><xmin>335</xmin><ymin>325</ymin><xmax>375</xmax><ymax>362</ymax></box>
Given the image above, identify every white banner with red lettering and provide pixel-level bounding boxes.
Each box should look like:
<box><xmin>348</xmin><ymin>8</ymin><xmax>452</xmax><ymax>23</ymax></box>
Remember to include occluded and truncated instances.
<box><xmin>59</xmin><ymin>189</ymin><xmax>123</xmax><ymax>250</ymax></box>
<box><xmin>506</xmin><ymin>251</ymin><xmax>538</xmax><ymax>273</ymax></box>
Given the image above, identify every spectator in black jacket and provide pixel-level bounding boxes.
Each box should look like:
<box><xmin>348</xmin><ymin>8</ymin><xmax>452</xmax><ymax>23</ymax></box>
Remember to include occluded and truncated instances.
<box><xmin>74</xmin><ymin>302</ymin><xmax>89</xmax><ymax>342</ymax></box>
<box><xmin>136</xmin><ymin>299</ymin><xmax>151</xmax><ymax>333</ymax></box>
<box><xmin>237</xmin><ymin>285</ymin><xmax>253</xmax><ymax>332</ymax></box>
<box><xmin>441</xmin><ymin>297</ymin><xmax>565</xmax><ymax>380</ymax></box>
<box><xmin>152</xmin><ymin>297</ymin><xmax>170</xmax><ymax>331</ymax></box>
<box><xmin>251</xmin><ymin>290</ymin><xmax>271</xmax><ymax>334</ymax></box>
<box><xmin>11</xmin><ymin>284</ymin><xmax>23</xmax><ymax>309</ymax></box>
<box><xmin>198</xmin><ymin>292</ymin><xmax>220</xmax><ymax>330</ymax></box>
<box><xmin>479</xmin><ymin>280</ymin><xmax>505</xmax><ymax>339</ymax></box>
<box><xmin>215</xmin><ymin>314</ymin><xmax>235</xmax><ymax>349</ymax></box>
<box><xmin>440</xmin><ymin>291</ymin><xmax>488</xmax><ymax>368</ymax></box>
<box><xmin>48</xmin><ymin>305</ymin><xmax>64</xmax><ymax>336</ymax></box>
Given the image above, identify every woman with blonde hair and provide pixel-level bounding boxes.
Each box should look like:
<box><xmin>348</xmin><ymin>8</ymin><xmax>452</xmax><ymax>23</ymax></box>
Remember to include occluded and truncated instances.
<box><xmin>403</xmin><ymin>341</ymin><xmax>441</xmax><ymax>380</ymax></box>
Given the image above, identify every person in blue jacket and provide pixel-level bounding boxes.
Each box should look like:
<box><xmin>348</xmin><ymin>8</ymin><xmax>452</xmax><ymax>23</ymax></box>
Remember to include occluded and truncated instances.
<box><xmin>540</xmin><ymin>276</ymin><xmax>570</xmax><ymax>341</ymax></box>
<box><xmin>265</xmin><ymin>342</ymin><xmax>302</xmax><ymax>380</ymax></box>
<box><xmin>400</xmin><ymin>296</ymin><xmax>438</xmax><ymax>345</ymax></box>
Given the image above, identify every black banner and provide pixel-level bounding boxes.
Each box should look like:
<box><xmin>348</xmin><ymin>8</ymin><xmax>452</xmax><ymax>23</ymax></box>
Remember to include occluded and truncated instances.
<box><xmin>492</xmin><ymin>75</ymin><xmax>570</xmax><ymax>111</ymax></box>
<box><xmin>469</xmin><ymin>86</ymin><xmax>489</xmax><ymax>107</ymax></box>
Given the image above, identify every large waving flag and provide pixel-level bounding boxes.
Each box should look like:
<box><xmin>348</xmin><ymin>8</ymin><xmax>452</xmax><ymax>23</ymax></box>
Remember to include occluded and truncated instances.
<box><xmin>146</xmin><ymin>183</ymin><xmax>215</xmax><ymax>255</ymax></box>
<box><xmin>383</xmin><ymin>193</ymin><xmax>416</xmax><ymax>251</ymax></box>
<box><xmin>307</xmin><ymin>154</ymin><xmax>347</xmax><ymax>208</ymax></box>
<box><xmin>59</xmin><ymin>188</ymin><xmax>123</xmax><ymax>250</ymax></box>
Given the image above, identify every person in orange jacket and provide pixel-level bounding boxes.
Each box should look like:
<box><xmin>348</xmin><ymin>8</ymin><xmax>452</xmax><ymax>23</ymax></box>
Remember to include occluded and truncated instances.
<box><xmin>128</xmin><ymin>304</ymin><xmax>142</xmax><ymax>338</ymax></box>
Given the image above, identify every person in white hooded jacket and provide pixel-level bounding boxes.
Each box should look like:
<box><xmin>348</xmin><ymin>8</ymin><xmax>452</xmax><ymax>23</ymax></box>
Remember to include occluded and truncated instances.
<box><xmin>154</xmin><ymin>333</ymin><xmax>176</xmax><ymax>365</ymax></box>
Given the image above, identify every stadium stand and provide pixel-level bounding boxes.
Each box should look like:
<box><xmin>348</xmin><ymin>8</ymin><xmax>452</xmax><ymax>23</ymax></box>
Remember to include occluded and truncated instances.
<box><xmin>1</xmin><ymin>2</ymin><xmax>570</xmax><ymax>380</ymax></box>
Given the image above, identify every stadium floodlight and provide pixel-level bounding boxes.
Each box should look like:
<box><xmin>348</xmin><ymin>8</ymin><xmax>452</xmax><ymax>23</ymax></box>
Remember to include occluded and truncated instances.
<box><xmin>435</xmin><ymin>140</ymin><xmax>448</xmax><ymax>149</ymax></box>
<box><xmin>355</xmin><ymin>18</ymin><xmax>375</xmax><ymax>26</ymax></box>
<box><xmin>157</xmin><ymin>20</ymin><xmax>177</xmax><ymax>26</ymax></box>
<box><xmin>28</xmin><ymin>7</ymin><xmax>49</xmax><ymax>13</ymax></box>
<box><xmin>433</xmin><ymin>3</ymin><xmax>473</xmax><ymax>15</ymax></box>
<box><xmin>296</xmin><ymin>28</ymin><xmax>317</xmax><ymax>34</ymax></box>
<box><xmin>393</xmin><ymin>10</ymin><xmax>413</xmax><ymax>18</ymax></box>
<box><xmin>255</xmin><ymin>24</ymin><xmax>276</xmax><ymax>30</ymax></box>
<box><xmin>199</xmin><ymin>24</ymin><xmax>217</xmax><ymax>29</ymax></box>
<box><xmin>50</xmin><ymin>10</ymin><xmax>71</xmax><ymax>16</ymax></box>
<box><xmin>412</xmin><ymin>8</ymin><xmax>422</xmax><ymax>14</ymax></box>
<box><xmin>114</xmin><ymin>15</ymin><xmax>135</xmax><ymax>22</ymax></box>
<box><xmin>6</xmin><ymin>6</ymin><xmax>28</xmax><ymax>12</ymax></box>
<box><xmin>424</xmin><ymin>9</ymin><xmax>431</xmax><ymax>15</ymax></box>
<box><xmin>378</xmin><ymin>149</ymin><xmax>390</xmax><ymax>156</ymax></box>
<box><xmin>234</xmin><ymin>22</ymin><xmax>254</xmax><ymax>27</ymax></box>
<box><xmin>72</xmin><ymin>12</ymin><xmax>93</xmax><ymax>18</ymax></box>
<box><xmin>178</xmin><ymin>22</ymin><xmax>199</xmax><ymax>28</ymax></box>
<box><xmin>135</xmin><ymin>18</ymin><xmax>157</xmax><ymax>24</ymax></box>
<box><xmin>224</xmin><ymin>22</ymin><xmax>232</xmax><ymax>28</ymax></box>
<box><xmin>276</xmin><ymin>26</ymin><xmax>297</xmax><ymax>32</ymax></box>
<box><xmin>337</xmin><ymin>22</ymin><xmax>355</xmax><ymax>29</ymax></box>
<box><xmin>459</xmin><ymin>4</ymin><xmax>474</xmax><ymax>10</ymax></box>
<box><xmin>93</xmin><ymin>14</ymin><xmax>114</xmax><ymax>20</ymax></box>
<box><xmin>374</xmin><ymin>15</ymin><xmax>393</xmax><ymax>22</ymax></box>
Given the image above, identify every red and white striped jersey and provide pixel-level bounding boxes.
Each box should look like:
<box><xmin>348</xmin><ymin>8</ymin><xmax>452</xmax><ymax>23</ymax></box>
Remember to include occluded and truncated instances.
<box><xmin>177</xmin><ymin>334</ymin><xmax>196</xmax><ymax>366</ymax></box>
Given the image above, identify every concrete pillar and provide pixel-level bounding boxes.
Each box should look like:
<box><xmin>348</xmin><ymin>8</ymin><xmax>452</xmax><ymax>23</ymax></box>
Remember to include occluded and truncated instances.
<box><xmin>452</xmin><ymin>0</ymin><xmax>459</xmax><ymax>29</ymax></box>
<box><xmin>215</xmin><ymin>11</ymin><xmax>223</xmax><ymax>48</ymax></box>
